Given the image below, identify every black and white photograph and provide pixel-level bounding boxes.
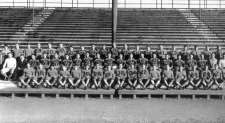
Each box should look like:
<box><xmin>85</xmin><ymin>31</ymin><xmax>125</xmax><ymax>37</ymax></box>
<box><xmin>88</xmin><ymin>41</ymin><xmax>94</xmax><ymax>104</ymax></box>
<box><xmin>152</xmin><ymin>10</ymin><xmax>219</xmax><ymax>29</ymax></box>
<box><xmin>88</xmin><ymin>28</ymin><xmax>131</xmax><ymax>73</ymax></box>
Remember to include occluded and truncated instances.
<box><xmin>0</xmin><ymin>0</ymin><xmax>225</xmax><ymax>123</ymax></box>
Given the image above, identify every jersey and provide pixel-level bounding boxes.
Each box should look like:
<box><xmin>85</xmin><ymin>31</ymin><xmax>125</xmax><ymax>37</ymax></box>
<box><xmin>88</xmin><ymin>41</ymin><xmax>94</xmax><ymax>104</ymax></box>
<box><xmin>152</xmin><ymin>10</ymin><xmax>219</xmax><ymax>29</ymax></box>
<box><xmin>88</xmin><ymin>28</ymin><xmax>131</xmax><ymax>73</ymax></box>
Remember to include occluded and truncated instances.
<box><xmin>213</xmin><ymin>69</ymin><xmax>222</xmax><ymax>79</ymax></box>
<box><xmin>34</xmin><ymin>48</ymin><xmax>43</xmax><ymax>57</ymax></box>
<box><xmin>47</xmin><ymin>69</ymin><xmax>58</xmax><ymax>77</ymax></box>
<box><xmin>116</xmin><ymin>58</ymin><xmax>125</xmax><ymax>66</ymax></box>
<box><xmin>198</xmin><ymin>59</ymin><xmax>208</xmax><ymax>70</ymax></box>
<box><xmin>23</xmin><ymin>68</ymin><xmax>35</xmax><ymax>78</ymax></box>
<box><xmin>126</xmin><ymin>59</ymin><xmax>137</xmax><ymax>67</ymax></box>
<box><xmin>40</xmin><ymin>58</ymin><xmax>50</xmax><ymax>69</ymax></box>
<box><xmin>13</xmin><ymin>49</ymin><xmax>24</xmax><ymax>58</ymax></box>
<box><xmin>175</xmin><ymin>59</ymin><xmax>185</xmax><ymax>68</ymax></box>
<box><xmin>189</xmin><ymin>70</ymin><xmax>199</xmax><ymax>79</ymax></box>
<box><xmin>35</xmin><ymin>69</ymin><xmax>46</xmax><ymax>77</ymax></box>
<box><xmin>45</xmin><ymin>48</ymin><xmax>56</xmax><ymax>57</ymax></box>
<box><xmin>29</xmin><ymin>59</ymin><xmax>39</xmax><ymax>69</ymax></box>
<box><xmin>139</xmin><ymin>68</ymin><xmax>150</xmax><ymax>79</ymax></box>
<box><xmin>71</xmin><ymin>69</ymin><xmax>82</xmax><ymax>79</ymax></box>
<box><xmin>111</xmin><ymin>48</ymin><xmax>119</xmax><ymax>58</ymax></box>
<box><xmin>150</xmin><ymin>70</ymin><xmax>161</xmax><ymax>80</ymax></box>
<box><xmin>24</xmin><ymin>48</ymin><xmax>34</xmax><ymax>58</ymax></box>
<box><xmin>57</xmin><ymin>48</ymin><xmax>66</xmax><ymax>57</ymax></box>
<box><xmin>139</xmin><ymin>58</ymin><xmax>148</xmax><ymax>66</ymax></box>
<box><xmin>83</xmin><ymin>57</ymin><xmax>92</xmax><ymax>67</ymax></box>
<box><xmin>116</xmin><ymin>69</ymin><xmax>127</xmax><ymax>79</ymax></box>
<box><xmin>104</xmin><ymin>70</ymin><xmax>115</xmax><ymax>79</ymax></box>
<box><xmin>63</xmin><ymin>59</ymin><xmax>73</xmax><ymax>68</ymax></box>
<box><xmin>175</xmin><ymin>71</ymin><xmax>187</xmax><ymax>80</ymax></box>
<box><xmin>94</xmin><ymin>58</ymin><xmax>104</xmax><ymax>66</ymax></box>
<box><xmin>149</xmin><ymin>58</ymin><xmax>160</xmax><ymax>67</ymax></box>
<box><xmin>82</xmin><ymin>69</ymin><xmax>91</xmax><ymax>79</ymax></box>
<box><xmin>163</xmin><ymin>70</ymin><xmax>174</xmax><ymax>79</ymax></box>
<box><xmin>128</xmin><ymin>69</ymin><xmax>137</xmax><ymax>79</ymax></box>
<box><xmin>59</xmin><ymin>71</ymin><xmax>71</xmax><ymax>78</ymax></box>
<box><xmin>51</xmin><ymin>59</ymin><xmax>60</xmax><ymax>68</ymax></box>
<box><xmin>105</xmin><ymin>58</ymin><xmax>114</xmax><ymax>67</ymax></box>
<box><xmin>201</xmin><ymin>70</ymin><xmax>212</xmax><ymax>80</ymax></box>
<box><xmin>93</xmin><ymin>69</ymin><xmax>103</xmax><ymax>79</ymax></box>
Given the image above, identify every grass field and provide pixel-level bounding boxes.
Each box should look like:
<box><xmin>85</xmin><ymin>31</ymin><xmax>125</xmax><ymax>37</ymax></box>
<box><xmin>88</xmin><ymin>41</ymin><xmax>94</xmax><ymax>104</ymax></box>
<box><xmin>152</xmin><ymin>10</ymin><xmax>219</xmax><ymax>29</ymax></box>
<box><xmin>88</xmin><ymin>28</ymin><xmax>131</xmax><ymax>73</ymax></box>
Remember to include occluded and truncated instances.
<box><xmin>0</xmin><ymin>98</ymin><xmax>225</xmax><ymax>123</ymax></box>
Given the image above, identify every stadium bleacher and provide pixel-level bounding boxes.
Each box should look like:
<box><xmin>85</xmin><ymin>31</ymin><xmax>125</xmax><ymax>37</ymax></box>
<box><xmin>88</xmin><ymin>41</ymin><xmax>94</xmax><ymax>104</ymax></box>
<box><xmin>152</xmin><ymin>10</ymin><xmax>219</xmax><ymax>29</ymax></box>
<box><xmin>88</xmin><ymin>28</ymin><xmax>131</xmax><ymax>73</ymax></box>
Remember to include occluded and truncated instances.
<box><xmin>192</xmin><ymin>9</ymin><xmax>225</xmax><ymax>41</ymax></box>
<box><xmin>0</xmin><ymin>8</ymin><xmax>224</xmax><ymax>50</ymax></box>
<box><xmin>0</xmin><ymin>8</ymin><xmax>41</xmax><ymax>43</ymax></box>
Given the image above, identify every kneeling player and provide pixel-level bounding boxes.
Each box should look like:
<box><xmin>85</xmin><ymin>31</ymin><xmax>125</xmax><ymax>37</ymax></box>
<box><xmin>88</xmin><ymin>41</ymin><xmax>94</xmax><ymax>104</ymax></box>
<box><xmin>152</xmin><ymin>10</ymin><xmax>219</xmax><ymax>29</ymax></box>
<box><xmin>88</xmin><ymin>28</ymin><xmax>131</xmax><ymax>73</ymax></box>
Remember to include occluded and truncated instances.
<box><xmin>162</xmin><ymin>65</ymin><xmax>174</xmax><ymax>89</ymax></box>
<box><xmin>138</xmin><ymin>64</ymin><xmax>150</xmax><ymax>89</ymax></box>
<box><xmin>150</xmin><ymin>65</ymin><xmax>161</xmax><ymax>89</ymax></box>
<box><xmin>18</xmin><ymin>63</ymin><xmax>35</xmax><ymax>88</ymax></box>
<box><xmin>69</xmin><ymin>66</ymin><xmax>82</xmax><ymax>89</ymax></box>
<box><xmin>201</xmin><ymin>65</ymin><xmax>212</xmax><ymax>89</ymax></box>
<box><xmin>103</xmin><ymin>66</ymin><xmax>115</xmax><ymax>89</ymax></box>
<box><xmin>127</xmin><ymin>64</ymin><xmax>138</xmax><ymax>89</ymax></box>
<box><xmin>32</xmin><ymin>64</ymin><xmax>46</xmax><ymax>88</ymax></box>
<box><xmin>116</xmin><ymin>64</ymin><xmax>127</xmax><ymax>89</ymax></box>
<box><xmin>44</xmin><ymin>66</ymin><xmax>58</xmax><ymax>88</ymax></box>
<box><xmin>189</xmin><ymin>65</ymin><xmax>201</xmax><ymax>89</ymax></box>
<box><xmin>175</xmin><ymin>66</ymin><xmax>188</xmax><ymax>89</ymax></box>
<box><xmin>92</xmin><ymin>64</ymin><xmax>103</xmax><ymax>89</ymax></box>
<box><xmin>58</xmin><ymin>65</ymin><xmax>71</xmax><ymax>89</ymax></box>
<box><xmin>81</xmin><ymin>65</ymin><xmax>91</xmax><ymax>89</ymax></box>
<box><xmin>211</xmin><ymin>65</ymin><xmax>223</xmax><ymax>89</ymax></box>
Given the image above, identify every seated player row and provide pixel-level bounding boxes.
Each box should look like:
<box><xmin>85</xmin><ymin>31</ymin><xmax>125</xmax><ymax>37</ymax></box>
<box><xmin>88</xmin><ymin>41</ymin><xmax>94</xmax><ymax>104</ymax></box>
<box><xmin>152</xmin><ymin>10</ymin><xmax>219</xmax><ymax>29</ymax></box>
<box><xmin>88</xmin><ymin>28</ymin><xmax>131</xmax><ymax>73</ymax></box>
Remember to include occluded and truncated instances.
<box><xmin>17</xmin><ymin>62</ymin><xmax>224</xmax><ymax>90</ymax></box>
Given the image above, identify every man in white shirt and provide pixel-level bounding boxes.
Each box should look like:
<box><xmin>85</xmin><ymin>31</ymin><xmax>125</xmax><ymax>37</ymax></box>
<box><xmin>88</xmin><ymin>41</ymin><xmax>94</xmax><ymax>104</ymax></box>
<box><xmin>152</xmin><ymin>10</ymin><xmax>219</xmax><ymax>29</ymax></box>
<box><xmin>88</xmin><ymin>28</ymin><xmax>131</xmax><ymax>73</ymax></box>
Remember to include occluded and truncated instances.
<box><xmin>1</xmin><ymin>52</ymin><xmax>17</xmax><ymax>80</ymax></box>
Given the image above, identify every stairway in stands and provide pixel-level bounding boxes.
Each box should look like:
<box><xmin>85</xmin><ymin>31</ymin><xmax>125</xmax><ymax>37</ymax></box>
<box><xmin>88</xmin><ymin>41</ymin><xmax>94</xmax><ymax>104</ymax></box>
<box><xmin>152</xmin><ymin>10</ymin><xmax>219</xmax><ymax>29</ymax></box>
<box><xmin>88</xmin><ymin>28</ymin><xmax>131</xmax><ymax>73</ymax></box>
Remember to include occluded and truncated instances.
<box><xmin>179</xmin><ymin>9</ymin><xmax>223</xmax><ymax>47</ymax></box>
<box><xmin>10</xmin><ymin>8</ymin><xmax>55</xmax><ymax>41</ymax></box>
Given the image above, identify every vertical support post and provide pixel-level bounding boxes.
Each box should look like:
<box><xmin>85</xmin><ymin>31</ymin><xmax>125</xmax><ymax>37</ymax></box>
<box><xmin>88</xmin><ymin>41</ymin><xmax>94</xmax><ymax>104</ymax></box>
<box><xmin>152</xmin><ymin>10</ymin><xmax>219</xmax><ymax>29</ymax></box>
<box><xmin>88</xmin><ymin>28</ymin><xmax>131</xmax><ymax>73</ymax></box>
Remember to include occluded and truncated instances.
<box><xmin>13</xmin><ymin>0</ymin><xmax>15</xmax><ymax>8</ymax></box>
<box><xmin>178</xmin><ymin>94</ymin><xmax>181</xmax><ymax>99</ymax></box>
<box><xmin>148</xmin><ymin>94</ymin><xmax>151</xmax><ymax>99</ymax></box>
<box><xmin>41</xmin><ymin>93</ymin><xmax>45</xmax><ymax>98</ymax></box>
<box><xmin>193</xmin><ymin>95</ymin><xmax>196</xmax><ymax>100</ymax></box>
<box><xmin>110</xmin><ymin>94</ymin><xmax>113</xmax><ymax>99</ymax></box>
<box><xmin>25</xmin><ymin>93</ymin><xmax>28</xmax><ymax>98</ymax></box>
<box><xmin>219</xmin><ymin>0</ymin><xmax>221</xmax><ymax>8</ymax></box>
<box><xmin>112</xmin><ymin>0</ymin><xmax>118</xmax><ymax>45</ymax></box>
<box><xmin>72</xmin><ymin>0</ymin><xmax>73</xmax><ymax>8</ymax></box>
<box><xmin>207</xmin><ymin>95</ymin><xmax>210</xmax><ymax>100</ymax></box>
<box><xmin>140</xmin><ymin>0</ymin><xmax>142</xmax><ymax>8</ymax></box>
<box><xmin>77</xmin><ymin>0</ymin><xmax>78</xmax><ymax>8</ymax></box>
<box><xmin>85</xmin><ymin>94</ymin><xmax>88</xmax><ymax>99</ymax></box>
<box><xmin>172</xmin><ymin>0</ymin><xmax>174</xmax><ymax>8</ymax></box>
<box><xmin>93</xmin><ymin>0</ymin><xmax>94</xmax><ymax>8</ymax></box>
<box><xmin>133</xmin><ymin>94</ymin><xmax>136</xmax><ymax>99</ymax></box>
<box><xmin>156</xmin><ymin>0</ymin><xmax>157</xmax><ymax>8</ymax></box>
<box><xmin>161</xmin><ymin>0</ymin><xmax>162</xmax><ymax>8</ymax></box>
<box><xmin>162</xmin><ymin>94</ymin><xmax>166</xmax><ymax>99</ymax></box>
<box><xmin>119</xmin><ymin>94</ymin><xmax>122</xmax><ymax>99</ymax></box>
<box><xmin>188</xmin><ymin>0</ymin><xmax>190</xmax><ymax>9</ymax></box>
<box><xmin>61</xmin><ymin>0</ymin><xmax>62</xmax><ymax>8</ymax></box>
<box><xmin>12</xmin><ymin>93</ymin><xmax>15</xmax><ymax>98</ymax></box>
<box><xmin>100</xmin><ymin>94</ymin><xmax>103</xmax><ymax>99</ymax></box>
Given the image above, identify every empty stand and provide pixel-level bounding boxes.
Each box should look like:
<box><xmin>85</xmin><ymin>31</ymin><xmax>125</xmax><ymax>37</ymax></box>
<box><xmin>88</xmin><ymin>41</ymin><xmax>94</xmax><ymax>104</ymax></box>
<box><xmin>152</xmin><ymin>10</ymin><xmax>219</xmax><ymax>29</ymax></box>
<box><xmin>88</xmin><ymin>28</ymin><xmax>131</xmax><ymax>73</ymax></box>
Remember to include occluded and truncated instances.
<box><xmin>192</xmin><ymin>9</ymin><xmax>225</xmax><ymax>43</ymax></box>
<box><xmin>0</xmin><ymin>8</ymin><xmax>225</xmax><ymax>49</ymax></box>
<box><xmin>0</xmin><ymin>8</ymin><xmax>41</xmax><ymax>43</ymax></box>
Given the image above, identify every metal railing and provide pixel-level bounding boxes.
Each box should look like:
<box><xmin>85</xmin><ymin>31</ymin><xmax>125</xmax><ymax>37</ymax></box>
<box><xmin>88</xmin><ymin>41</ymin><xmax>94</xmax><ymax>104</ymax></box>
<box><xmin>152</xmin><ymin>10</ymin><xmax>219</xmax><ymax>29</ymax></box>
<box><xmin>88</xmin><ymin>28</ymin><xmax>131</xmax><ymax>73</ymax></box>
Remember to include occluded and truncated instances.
<box><xmin>0</xmin><ymin>0</ymin><xmax>224</xmax><ymax>8</ymax></box>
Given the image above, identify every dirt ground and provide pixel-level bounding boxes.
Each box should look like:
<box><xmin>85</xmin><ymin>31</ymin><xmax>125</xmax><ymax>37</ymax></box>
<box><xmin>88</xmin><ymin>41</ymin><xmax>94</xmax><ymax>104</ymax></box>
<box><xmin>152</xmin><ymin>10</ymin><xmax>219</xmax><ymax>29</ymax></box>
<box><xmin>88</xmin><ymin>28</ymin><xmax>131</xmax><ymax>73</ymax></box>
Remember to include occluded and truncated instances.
<box><xmin>0</xmin><ymin>98</ymin><xmax>225</xmax><ymax>123</ymax></box>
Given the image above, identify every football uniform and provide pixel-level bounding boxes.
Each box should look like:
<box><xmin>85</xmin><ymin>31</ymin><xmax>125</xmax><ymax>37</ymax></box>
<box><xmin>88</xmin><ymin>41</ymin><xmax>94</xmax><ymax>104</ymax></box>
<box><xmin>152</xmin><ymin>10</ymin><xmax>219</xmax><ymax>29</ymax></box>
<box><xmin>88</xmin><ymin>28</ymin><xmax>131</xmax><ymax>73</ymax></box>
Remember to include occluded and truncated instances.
<box><xmin>105</xmin><ymin>58</ymin><xmax>114</xmax><ymax>67</ymax></box>
<box><xmin>40</xmin><ymin>58</ymin><xmax>50</xmax><ymax>69</ymax></box>
<box><xmin>13</xmin><ymin>49</ymin><xmax>24</xmax><ymax>58</ymax></box>
<box><xmin>57</xmin><ymin>48</ymin><xmax>67</xmax><ymax>58</ymax></box>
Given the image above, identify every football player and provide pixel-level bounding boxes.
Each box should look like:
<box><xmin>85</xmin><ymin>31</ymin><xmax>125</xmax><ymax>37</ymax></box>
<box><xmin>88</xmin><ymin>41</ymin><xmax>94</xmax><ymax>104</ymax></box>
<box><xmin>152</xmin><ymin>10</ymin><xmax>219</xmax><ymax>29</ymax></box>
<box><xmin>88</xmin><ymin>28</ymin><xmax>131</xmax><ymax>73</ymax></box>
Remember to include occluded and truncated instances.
<box><xmin>103</xmin><ymin>65</ymin><xmax>115</xmax><ymax>89</ymax></box>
